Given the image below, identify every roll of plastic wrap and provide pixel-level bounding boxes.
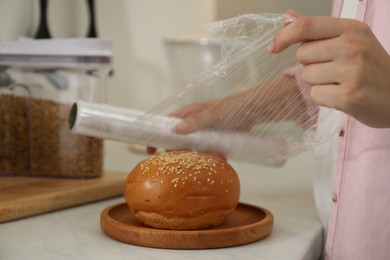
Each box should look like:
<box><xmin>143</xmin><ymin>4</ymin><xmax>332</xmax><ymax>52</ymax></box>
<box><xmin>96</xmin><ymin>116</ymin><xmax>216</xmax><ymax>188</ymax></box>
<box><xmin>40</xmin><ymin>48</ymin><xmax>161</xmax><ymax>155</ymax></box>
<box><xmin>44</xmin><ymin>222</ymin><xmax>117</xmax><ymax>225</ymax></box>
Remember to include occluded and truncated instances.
<box><xmin>69</xmin><ymin>100</ymin><xmax>287</xmax><ymax>166</ymax></box>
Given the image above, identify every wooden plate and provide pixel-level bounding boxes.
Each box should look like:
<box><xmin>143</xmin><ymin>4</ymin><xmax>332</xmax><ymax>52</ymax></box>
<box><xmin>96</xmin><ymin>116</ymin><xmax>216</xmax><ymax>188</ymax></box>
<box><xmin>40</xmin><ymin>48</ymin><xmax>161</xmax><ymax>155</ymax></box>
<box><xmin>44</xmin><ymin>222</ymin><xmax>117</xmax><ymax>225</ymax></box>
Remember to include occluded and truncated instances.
<box><xmin>100</xmin><ymin>202</ymin><xmax>273</xmax><ymax>249</ymax></box>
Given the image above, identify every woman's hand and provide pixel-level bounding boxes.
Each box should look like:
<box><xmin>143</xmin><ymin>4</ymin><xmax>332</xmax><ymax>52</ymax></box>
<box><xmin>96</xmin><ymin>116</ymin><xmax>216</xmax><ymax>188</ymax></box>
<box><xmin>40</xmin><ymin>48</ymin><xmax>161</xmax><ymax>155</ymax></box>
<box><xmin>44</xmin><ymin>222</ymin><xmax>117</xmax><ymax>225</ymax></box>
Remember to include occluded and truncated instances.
<box><xmin>146</xmin><ymin>90</ymin><xmax>258</xmax><ymax>155</ymax></box>
<box><xmin>172</xmin><ymin>90</ymin><xmax>257</xmax><ymax>134</ymax></box>
<box><xmin>270</xmin><ymin>10</ymin><xmax>390</xmax><ymax>128</ymax></box>
<box><xmin>173</xmin><ymin>76</ymin><xmax>303</xmax><ymax>134</ymax></box>
<box><xmin>146</xmin><ymin>76</ymin><xmax>304</xmax><ymax>155</ymax></box>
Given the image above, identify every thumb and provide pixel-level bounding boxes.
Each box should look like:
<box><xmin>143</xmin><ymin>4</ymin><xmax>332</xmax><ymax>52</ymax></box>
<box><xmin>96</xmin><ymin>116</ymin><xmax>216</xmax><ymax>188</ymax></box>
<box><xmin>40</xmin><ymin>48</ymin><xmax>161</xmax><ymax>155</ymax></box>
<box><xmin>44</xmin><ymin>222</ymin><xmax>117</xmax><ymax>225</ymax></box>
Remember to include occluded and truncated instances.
<box><xmin>284</xmin><ymin>9</ymin><xmax>300</xmax><ymax>19</ymax></box>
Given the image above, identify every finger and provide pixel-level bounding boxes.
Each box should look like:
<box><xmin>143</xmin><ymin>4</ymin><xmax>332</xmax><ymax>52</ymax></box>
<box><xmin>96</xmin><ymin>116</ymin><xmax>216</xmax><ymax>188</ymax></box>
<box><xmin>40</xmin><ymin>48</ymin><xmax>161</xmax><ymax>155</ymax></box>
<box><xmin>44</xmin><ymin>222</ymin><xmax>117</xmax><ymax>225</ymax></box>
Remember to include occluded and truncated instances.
<box><xmin>284</xmin><ymin>9</ymin><xmax>300</xmax><ymax>19</ymax></box>
<box><xmin>146</xmin><ymin>146</ymin><xmax>157</xmax><ymax>154</ymax></box>
<box><xmin>169</xmin><ymin>103</ymin><xmax>200</xmax><ymax>118</ymax></box>
<box><xmin>169</xmin><ymin>102</ymin><xmax>210</xmax><ymax>119</ymax></box>
<box><xmin>175</xmin><ymin>120</ymin><xmax>194</xmax><ymax>133</ymax></box>
<box><xmin>175</xmin><ymin>110</ymin><xmax>215</xmax><ymax>134</ymax></box>
<box><xmin>268</xmin><ymin>10</ymin><xmax>299</xmax><ymax>53</ymax></box>
<box><xmin>270</xmin><ymin>17</ymin><xmax>348</xmax><ymax>54</ymax></box>
<box><xmin>301</xmin><ymin>62</ymin><xmax>340</xmax><ymax>85</ymax></box>
<box><xmin>310</xmin><ymin>84</ymin><xmax>344</xmax><ymax>110</ymax></box>
<box><xmin>296</xmin><ymin>38</ymin><xmax>336</xmax><ymax>65</ymax></box>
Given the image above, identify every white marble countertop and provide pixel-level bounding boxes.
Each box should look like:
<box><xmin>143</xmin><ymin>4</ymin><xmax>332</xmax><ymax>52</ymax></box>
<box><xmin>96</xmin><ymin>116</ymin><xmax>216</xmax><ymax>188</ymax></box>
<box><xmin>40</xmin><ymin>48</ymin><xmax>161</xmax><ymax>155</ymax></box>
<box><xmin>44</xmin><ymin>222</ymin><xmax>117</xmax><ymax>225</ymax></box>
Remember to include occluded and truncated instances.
<box><xmin>0</xmin><ymin>146</ymin><xmax>323</xmax><ymax>260</ymax></box>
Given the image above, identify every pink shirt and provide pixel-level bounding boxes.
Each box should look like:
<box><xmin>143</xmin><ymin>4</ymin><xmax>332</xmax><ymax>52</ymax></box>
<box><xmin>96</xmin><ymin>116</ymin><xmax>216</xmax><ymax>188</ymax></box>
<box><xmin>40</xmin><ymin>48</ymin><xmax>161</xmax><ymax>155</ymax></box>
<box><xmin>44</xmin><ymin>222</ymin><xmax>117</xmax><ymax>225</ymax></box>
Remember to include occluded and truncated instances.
<box><xmin>325</xmin><ymin>1</ymin><xmax>390</xmax><ymax>259</ymax></box>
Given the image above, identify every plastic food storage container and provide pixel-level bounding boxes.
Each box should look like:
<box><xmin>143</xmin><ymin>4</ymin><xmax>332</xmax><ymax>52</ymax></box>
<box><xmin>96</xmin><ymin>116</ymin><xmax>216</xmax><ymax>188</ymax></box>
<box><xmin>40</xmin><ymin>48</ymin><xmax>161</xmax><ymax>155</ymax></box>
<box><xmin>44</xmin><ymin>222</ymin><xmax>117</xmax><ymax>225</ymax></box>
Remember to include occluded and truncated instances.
<box><xmin>0</xmin><ymin>38</ymin><xmax>112</xmax><ymax>178</ymax></box>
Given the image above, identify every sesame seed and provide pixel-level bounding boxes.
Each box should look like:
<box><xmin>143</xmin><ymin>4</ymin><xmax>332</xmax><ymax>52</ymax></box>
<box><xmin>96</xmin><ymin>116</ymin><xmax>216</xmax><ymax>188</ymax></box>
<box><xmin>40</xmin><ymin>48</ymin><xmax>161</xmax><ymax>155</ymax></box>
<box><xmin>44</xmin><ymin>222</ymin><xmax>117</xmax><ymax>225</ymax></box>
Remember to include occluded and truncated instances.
<box><xmin>139</xmin><ymin>151</ymin><xmax>226</xmax><ymax>189</ymax></box>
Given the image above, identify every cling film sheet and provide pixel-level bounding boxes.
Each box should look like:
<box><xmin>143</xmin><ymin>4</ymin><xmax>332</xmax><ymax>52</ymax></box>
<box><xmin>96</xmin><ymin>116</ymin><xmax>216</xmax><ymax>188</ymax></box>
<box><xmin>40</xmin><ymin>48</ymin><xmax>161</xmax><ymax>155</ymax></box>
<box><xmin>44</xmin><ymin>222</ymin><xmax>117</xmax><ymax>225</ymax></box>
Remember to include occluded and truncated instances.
<box><xmin>118</xmin><ymin>14</ymin><xmax>341</xmax><ymax>166</ymax></box>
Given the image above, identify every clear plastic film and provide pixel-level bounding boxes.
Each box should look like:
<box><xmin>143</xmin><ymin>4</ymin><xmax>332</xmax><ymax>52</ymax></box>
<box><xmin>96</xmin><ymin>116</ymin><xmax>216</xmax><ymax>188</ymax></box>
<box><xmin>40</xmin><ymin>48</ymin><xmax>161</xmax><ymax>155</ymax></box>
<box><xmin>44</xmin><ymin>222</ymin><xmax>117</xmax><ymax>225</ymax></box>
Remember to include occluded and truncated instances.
<box><xmin>132</xmin><ymin>13</ymin><xmax>341</xmax><ymax>166</ymax></box>
<box><xmin>70</xmin><ymin>14</ymin><xmax>341</xmax><ymax>167</ymax></box>
<box><xmin>69</xmin><ymin>100</ymin><xmax>288</xmax><ymax>166</ymax></box>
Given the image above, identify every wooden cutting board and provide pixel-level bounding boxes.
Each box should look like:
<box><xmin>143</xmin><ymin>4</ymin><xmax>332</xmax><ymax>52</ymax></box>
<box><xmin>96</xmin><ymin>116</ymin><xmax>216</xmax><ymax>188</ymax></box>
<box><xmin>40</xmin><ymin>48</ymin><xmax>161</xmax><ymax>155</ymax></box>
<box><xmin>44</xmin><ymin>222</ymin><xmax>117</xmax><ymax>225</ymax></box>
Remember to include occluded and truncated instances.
<box><xmin>0</xmin><ymin>171</ymin><xmax>126</xmax><ymax>223</ymax></box>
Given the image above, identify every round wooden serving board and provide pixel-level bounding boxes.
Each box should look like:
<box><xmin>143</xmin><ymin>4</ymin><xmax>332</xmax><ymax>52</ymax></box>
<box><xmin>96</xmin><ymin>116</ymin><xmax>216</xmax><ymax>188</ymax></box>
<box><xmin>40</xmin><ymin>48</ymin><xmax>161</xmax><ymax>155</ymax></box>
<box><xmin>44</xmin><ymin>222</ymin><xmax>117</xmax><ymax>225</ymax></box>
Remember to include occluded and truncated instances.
<box><xmin>100</xmin><ymin>202</ymin><xmax>273</xmax><ymax>249</ymax></box>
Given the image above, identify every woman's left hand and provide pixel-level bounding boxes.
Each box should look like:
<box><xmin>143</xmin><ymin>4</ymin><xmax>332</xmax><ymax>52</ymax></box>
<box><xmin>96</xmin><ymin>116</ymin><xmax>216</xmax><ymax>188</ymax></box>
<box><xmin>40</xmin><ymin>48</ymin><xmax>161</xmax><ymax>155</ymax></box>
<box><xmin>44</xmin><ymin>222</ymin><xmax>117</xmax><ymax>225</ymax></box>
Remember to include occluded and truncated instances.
<box><xmin>270</xmin><ymin>10</ymin><xmax>390</xmax><ymax>128</ymax></box>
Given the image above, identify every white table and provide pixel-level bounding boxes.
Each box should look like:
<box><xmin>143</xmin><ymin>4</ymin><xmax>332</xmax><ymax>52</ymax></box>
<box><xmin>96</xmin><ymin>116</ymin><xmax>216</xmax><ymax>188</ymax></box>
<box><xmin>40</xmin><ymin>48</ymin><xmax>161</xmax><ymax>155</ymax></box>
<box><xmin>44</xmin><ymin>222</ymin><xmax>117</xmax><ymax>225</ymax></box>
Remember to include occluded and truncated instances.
<box><xmin>0</xmin><ymin>149</ymin><xmax>323</xmax><ymax>260</ymax></box>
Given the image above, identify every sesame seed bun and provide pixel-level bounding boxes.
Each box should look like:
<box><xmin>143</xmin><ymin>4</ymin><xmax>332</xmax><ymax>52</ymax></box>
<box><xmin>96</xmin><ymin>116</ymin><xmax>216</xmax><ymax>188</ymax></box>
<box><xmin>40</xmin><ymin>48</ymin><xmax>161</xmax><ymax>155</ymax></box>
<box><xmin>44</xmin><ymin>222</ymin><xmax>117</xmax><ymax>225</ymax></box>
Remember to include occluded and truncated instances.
<box><xmin>124</xmin><ymin>151</ymin><xmax>240</xmax><ymax>230</ymax></box>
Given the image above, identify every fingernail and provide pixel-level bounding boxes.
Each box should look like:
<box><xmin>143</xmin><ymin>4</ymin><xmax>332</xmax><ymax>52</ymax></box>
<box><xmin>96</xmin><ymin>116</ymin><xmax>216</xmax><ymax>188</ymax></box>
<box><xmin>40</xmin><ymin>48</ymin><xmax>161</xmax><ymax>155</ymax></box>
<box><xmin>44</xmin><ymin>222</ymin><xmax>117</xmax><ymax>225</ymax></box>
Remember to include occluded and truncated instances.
<box><xmin>176</xmin><ymin>121</ymin><xmax>190</xmax><ymax>132</ymax></box>
<box><xmin>268</xmin><ymin>40</ymin><xmax>275</xmax><ymax>53</ymax></box>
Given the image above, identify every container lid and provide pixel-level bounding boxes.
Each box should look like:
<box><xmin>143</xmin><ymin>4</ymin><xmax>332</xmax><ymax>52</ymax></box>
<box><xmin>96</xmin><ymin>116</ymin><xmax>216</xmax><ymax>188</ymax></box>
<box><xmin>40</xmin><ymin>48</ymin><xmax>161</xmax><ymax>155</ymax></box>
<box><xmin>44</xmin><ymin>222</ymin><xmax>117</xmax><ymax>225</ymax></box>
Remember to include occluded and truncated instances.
<box><xmin>0</xmin><ymin>38</ymin><xmax>113</xmax><ymax>69</ymax></box>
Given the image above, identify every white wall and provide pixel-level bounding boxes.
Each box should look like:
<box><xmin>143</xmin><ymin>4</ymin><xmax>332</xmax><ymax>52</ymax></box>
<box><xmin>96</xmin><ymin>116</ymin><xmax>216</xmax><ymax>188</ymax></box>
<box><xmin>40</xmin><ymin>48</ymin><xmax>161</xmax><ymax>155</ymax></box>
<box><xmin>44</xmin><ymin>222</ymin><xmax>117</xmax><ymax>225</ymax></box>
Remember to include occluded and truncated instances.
<box><xmin>0</xmin><ymin>0</ymin><xmax>35</xmax><ymax>40</ymax></box>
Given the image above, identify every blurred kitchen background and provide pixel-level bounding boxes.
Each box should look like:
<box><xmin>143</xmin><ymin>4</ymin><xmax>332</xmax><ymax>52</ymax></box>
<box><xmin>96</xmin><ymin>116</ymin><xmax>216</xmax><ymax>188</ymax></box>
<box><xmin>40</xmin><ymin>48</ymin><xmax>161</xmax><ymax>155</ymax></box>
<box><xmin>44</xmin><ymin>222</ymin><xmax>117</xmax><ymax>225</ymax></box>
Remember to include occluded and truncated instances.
<box><xmin>0</xmin><ymin>0</ymin><xmax>332</xmax><ymax>173</ymax></box>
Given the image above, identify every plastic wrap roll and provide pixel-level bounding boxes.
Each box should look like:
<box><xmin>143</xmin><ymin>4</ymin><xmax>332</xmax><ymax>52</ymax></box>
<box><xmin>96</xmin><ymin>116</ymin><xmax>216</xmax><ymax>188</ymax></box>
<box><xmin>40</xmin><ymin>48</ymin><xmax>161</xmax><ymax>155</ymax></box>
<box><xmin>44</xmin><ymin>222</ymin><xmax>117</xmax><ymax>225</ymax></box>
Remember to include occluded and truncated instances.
<box><xmin>69</xmin><ymin>100</ymin><xmax>287</xmax><ymax>166</ymax></box>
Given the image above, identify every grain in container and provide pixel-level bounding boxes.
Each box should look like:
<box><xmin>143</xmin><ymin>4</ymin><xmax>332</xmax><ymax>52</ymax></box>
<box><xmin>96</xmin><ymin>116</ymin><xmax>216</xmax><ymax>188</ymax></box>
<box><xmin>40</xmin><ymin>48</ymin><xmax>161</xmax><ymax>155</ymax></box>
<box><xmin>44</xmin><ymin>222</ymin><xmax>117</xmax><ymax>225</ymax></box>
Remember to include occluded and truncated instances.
<box><xmin>0</xmin><ymin>38</ymin><xmax>112</xmax><ymax>178</ymax></box>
